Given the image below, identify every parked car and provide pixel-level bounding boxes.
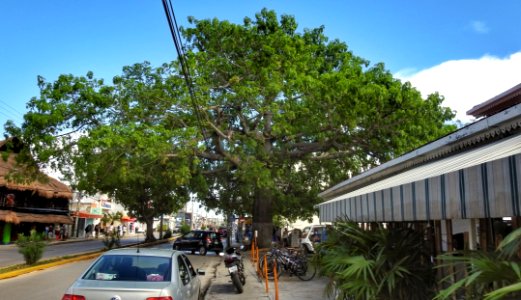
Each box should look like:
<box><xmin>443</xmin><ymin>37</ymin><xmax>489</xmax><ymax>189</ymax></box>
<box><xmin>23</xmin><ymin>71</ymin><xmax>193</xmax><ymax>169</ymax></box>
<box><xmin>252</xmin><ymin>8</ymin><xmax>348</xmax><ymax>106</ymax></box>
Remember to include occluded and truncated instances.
<box><xmin>61</xmin><ymin>248</ymin><xmax>205</xmax><ymax>300</ymax></box>
<box><xmin>300</xmin><ymin>224</ymin><xmax>328</xmax><ymax>253</ymax></box>
<box><xmin>173</xmin><ymin>230</ymin><xmax>224</xmax><ymax>256</ymax></box>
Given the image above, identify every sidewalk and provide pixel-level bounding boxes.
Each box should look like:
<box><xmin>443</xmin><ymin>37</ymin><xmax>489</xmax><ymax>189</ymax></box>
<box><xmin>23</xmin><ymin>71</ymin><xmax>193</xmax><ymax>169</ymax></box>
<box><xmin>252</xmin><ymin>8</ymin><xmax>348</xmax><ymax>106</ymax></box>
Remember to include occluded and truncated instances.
<box><xmin>205</xmin><ymin>252</ymin><xmax>334</xmax><ymax>300</ymax></box>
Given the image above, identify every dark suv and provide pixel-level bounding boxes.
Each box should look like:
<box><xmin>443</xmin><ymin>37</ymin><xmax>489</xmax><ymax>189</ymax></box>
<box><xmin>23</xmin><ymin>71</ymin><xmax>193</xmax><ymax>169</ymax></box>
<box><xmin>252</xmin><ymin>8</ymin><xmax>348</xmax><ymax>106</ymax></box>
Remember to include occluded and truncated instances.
<box><xmin>172</xmin><ymin>230</ymin><xmax>223</xmax><ymax>256</ymax></box>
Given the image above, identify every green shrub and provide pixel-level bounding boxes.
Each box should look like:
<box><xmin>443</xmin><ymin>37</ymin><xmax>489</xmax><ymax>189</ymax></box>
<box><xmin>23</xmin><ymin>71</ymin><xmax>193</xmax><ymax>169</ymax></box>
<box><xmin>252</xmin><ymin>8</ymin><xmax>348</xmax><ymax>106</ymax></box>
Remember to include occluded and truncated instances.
<box><xmin>435</xmin><ymin>227</ymin><xmax>521</xmax><ymax>300</ymax></box>
<box><xmin>180</xmin><ymin>222</ymin><xmax>191</xmax><ymax>235</ymax></box>
<box><xmin>314</xmin><ymin>219</ymin><xmax>436</xmax><ymax>300</ymax></box>
<box><xmin>16</xmin><ymin>230</ymin><xmax>46</xmax><ymax>265</ymax></box>
<box><xmin>156</xmin><ymin>224</ymin><xmax>170</xmax><ymax>232</ymax></box>
<box><xmin>163</xmin><ymin>229</ymin><xmax>172</xmax><ymax>239</ymax></box>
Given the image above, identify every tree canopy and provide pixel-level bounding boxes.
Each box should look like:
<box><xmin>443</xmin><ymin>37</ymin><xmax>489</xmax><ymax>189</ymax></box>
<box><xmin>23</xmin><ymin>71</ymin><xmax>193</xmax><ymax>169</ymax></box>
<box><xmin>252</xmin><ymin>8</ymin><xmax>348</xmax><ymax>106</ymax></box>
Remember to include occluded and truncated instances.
<box><xmin>6</xmin><ymin>8</ymin><xmax>456</xmax><ymax>247</ymax></box>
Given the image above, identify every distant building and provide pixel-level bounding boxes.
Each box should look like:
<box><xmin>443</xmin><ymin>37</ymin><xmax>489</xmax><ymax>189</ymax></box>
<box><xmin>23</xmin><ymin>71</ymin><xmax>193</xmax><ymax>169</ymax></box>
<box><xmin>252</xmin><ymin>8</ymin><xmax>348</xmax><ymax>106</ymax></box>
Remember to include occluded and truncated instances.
<box><xmin>0</xmin><ymin>137</ymin><xmax>73</xmax><ymax>244</ymax></box>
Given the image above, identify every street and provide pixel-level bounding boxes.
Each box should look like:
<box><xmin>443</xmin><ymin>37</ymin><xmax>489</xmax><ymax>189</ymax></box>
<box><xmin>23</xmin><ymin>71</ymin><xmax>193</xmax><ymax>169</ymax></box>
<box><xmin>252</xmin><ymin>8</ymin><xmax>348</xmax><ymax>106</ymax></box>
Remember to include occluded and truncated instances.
<box><xmin>0</xmin><ymin>234</ymin><xmax>150</xmax><ymax>268</ymax></box>
<box><xmin>0</xmin><ymin>242</ymin><xmax>222</xmax><ymax>300</ymax></box>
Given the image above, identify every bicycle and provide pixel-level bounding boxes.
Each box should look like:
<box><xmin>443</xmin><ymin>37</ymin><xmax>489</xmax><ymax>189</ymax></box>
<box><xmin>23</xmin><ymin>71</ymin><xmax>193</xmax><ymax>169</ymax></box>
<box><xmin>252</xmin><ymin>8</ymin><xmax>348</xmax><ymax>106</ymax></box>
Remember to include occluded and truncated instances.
<box><xmin>259</xmin><ymin>246</ymin><xmax>316</xmax><ymax>281</ymax></box>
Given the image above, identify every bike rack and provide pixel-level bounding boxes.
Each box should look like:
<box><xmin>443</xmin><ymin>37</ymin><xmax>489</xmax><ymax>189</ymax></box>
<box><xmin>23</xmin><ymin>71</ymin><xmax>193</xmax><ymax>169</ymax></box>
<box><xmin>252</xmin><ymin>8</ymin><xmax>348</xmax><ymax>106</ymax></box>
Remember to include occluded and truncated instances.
<box><xmin>251</xmin><ymin>237</ymin><xmax>281</xmax><ymax>300</ymax></box>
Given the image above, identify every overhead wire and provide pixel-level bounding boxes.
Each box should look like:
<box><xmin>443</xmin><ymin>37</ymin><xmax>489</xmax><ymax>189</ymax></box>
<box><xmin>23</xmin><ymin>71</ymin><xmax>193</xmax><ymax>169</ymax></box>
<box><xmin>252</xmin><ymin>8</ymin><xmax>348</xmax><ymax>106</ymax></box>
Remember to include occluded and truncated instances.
<box><xmin>0</xmin><ymin>99</ymin><xmax>24</xmax><ymax>125</ymax></box>
<box><xmin>161</xmin><ymin>0</ymin><xmax>210</xmax><ymax>147</ymax></box>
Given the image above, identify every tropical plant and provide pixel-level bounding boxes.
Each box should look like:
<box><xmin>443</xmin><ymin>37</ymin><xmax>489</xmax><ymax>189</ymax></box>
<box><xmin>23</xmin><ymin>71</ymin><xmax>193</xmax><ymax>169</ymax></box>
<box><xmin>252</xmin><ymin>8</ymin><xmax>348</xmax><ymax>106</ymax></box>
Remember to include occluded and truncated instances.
<box><xmin>101</xmin><ymin>211</ymin><xmax>123</xmax><ymax>227</ymax></box>
<box><xmin>102</xmin><ymin>230</ymin><xmax>121</xmax><ymax>250</ymax></box>
<box><xmin>179</xmin><ymin>222</ymin><xmax>191</xmax><ymax>235</ymax></box>
<box><xmin>314</xmin><ymin>219</ymin><xmax>436</xmax><ymax>300</ymax></box>
<box><xmin>16</xmin><ymin>230</ymin><xmax>46</xmax><ymax>265</ymax></box>
<box><xmin>163</xmin><ymin>229</ymin><xmax>172</xmax><ymax>239</ymax></box>
<box><xmin>435</xmin><ymin>227</ymin><xmax>521</xmax><ymax>300</ymax></box>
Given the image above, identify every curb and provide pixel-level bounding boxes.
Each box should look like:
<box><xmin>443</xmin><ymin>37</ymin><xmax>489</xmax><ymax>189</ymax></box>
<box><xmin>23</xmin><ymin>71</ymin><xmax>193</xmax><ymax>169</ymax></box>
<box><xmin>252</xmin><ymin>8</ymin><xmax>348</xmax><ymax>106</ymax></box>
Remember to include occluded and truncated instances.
<box><xmin>0</xmin><ymin>251</ymin><xmax>102</xmax><ymax>280</ymax></box>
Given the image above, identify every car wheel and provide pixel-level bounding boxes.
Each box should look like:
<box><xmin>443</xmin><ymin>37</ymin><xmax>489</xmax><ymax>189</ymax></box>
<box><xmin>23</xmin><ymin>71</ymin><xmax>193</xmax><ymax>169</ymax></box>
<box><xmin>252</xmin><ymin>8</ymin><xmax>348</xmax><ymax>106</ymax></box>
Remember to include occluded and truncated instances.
<box><xmin>199</xmin><ymin>246</ymin><xmax>207</xmax><ymax>256</ymax></box>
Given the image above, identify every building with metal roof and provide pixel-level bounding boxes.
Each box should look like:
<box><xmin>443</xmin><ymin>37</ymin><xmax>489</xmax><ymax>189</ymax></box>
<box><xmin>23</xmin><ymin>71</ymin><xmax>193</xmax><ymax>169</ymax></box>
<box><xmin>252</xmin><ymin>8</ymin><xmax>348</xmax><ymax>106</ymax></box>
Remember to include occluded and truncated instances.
<box><xmin>318</xmin><ymin>83</ymin><xmax>521</xmax><ymax>252</ymax></box>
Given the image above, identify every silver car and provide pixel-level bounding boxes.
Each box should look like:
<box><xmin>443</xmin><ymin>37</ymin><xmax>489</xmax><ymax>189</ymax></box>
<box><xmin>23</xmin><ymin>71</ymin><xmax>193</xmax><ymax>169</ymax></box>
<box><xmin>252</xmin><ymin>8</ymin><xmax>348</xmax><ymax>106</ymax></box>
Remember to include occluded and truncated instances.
<box><xmin>62</xmin><ymin>248</ymin><xmax>205</xmax><ymax>300</ymax></box>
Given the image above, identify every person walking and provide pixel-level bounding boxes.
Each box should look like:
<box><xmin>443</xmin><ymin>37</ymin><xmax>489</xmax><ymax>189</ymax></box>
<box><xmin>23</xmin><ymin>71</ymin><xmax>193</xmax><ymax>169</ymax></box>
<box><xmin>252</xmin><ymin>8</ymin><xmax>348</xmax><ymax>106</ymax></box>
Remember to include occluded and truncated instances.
<box><xmin>55</xmin><ymin>225</ymin><xmax>60</xmax><ymax>240</ymax></box>
<box><xmin>94</xmin><ymin>223</ymin><xmax>100</xmax><ymax>239</ymax></box>
<box><xmin>60</xmin><ymin>224</ymin><xmax>67</xmax><ymax>240</ymax></box>
<box><xmin>84</xmin><ymin>224</ymin><xmax>92</xmax><ymax>239</ymax></box>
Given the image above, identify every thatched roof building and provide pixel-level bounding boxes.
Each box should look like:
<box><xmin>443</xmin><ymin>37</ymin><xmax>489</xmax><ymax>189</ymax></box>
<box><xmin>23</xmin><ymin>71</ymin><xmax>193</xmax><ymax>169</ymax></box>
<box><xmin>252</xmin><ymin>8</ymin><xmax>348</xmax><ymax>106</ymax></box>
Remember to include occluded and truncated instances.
<box><xmin>0</xmin><ymin>138</ymin><xmax>72</xmax><ymax>199</ymax></box>
<box><xmin>0</xmin><ymin>137</ymin><xmax>73</xmax><ymax>225</ymax></box>
<box><xmin>0</xmin><ymin>154</ymin><xmax>72</xmax><ymax>199</ymax></box>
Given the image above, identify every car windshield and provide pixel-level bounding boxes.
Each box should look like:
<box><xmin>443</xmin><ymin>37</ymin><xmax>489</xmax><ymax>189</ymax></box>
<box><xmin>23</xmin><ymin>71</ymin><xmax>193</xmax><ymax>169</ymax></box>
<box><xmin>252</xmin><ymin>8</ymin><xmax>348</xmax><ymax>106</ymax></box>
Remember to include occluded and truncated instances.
<box><xmin>82</xmin><ymin>254</ymin><xmax>172</xmax><ymax>282</ymax></box>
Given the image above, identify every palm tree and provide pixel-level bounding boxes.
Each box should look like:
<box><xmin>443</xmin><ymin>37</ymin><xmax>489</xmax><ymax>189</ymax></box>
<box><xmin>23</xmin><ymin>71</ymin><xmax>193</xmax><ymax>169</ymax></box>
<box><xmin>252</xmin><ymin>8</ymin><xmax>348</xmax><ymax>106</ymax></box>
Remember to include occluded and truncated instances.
<box><xmin>435</xmin><ymin>227</ymin><xmax>521</xmax><ymax>300</ymax></box>
<box><xmin>314</xmin><ymin>219</ymin><xmax>436</xmax><ymax>300</ymax></box>
<box><xmin>100</xmin><ymin>211</ymin><xmax>123</xmax><ymax>249</ymax></box>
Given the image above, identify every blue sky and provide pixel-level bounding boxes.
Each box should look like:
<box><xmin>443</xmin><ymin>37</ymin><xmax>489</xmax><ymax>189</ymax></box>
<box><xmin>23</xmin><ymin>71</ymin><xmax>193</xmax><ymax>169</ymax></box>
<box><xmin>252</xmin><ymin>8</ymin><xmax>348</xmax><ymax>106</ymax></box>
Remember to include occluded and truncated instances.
<box><xmin>1</xmin><ymin>0</ymin><xmax>520</xmax><ymax>130</ymax></box>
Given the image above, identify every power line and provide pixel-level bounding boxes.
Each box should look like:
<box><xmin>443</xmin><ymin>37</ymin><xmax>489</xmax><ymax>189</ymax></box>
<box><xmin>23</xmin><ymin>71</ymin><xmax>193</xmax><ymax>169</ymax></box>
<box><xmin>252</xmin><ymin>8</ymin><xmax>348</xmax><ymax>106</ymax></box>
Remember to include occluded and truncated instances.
<box><xmin>0</xmin><ymin>99</ymin><xmax>24</xmax><ymax>116</ymax></box>
<box><xmin>0</xmin><ymin>99</ymin><xmax>24</xmax><ymax>125</ymax></box>
<box><xmin>161</xmin><ymin>0</ymin><xmax>210</xmax><ymax>147</ymax></box>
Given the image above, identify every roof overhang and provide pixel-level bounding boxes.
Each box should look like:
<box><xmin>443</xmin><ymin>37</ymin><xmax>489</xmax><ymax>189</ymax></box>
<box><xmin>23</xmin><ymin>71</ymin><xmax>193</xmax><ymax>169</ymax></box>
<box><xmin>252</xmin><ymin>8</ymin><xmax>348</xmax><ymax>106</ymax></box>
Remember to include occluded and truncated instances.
<box><xmin>121</xmin><ymin>216</ymin><xmax>137</xmax><ymax>222</ymax></box>
<box><xmin>71</xmin><ymin>211</ymin><xmax>103</xmax><ymax>219</ymax></box>
<box><xmin>0</xmin><ymin>210</ymin><xmax>73</xmax><ymax>224</ymax></box>
<box><xmin>320</xmin><ymin>132</ymin><xmax>521</xmax><ymax>206</ymax></box>
<box><xmin>319</xmin><ymin>102</ymin><xmax>521</xmax><ymax>202</ymax></box>
<box><xmin>467</xmin><ymin>83</ymin><xmax>521</xmax><ymax>118</ymax></box>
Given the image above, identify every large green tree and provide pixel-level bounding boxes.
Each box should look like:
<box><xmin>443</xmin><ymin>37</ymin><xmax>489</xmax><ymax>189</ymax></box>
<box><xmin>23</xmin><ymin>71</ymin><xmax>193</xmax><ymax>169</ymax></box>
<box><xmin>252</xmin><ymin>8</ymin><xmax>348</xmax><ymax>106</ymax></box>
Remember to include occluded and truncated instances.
<box><xmin>6</xmin><ymin>9</ymin><xmax>455</xmax><ymax>247</ymax></box>
<box><xmin>6</xmin><ymin>63</ymin><xmax>193</xmax><ymax>242</ymax></box>
<box><xmin>180</xmin><ymin>9</ymin><xmax>456</xmax><ymax>246</ymax></box>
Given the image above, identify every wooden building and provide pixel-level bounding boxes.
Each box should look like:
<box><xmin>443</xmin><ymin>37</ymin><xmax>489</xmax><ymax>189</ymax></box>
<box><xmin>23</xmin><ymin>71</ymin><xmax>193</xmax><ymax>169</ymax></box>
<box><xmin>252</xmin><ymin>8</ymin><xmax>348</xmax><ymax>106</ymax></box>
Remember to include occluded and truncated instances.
<box><xmin>318</xmin><ymin>83</ymin><xmax>521</xmax><ymax>253</ymax></box>
<box><xmin>0</xmin><ymin>138</ymin><xmax>73</xmax><ymax>244</ymax></box>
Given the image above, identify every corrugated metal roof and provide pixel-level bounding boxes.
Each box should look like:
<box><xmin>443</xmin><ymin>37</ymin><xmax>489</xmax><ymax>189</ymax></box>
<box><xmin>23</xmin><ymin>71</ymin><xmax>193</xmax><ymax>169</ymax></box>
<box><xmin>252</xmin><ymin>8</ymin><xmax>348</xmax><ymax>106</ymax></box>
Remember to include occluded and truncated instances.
<box><xmin>322</xmin><ymin>133</ymin><xmax>521</xmax><ymax>205</ymax></box>
<box><xmin>319</xmin><ymin>102</ymin><xmax>521</xmax><ymax>200</ymax></box>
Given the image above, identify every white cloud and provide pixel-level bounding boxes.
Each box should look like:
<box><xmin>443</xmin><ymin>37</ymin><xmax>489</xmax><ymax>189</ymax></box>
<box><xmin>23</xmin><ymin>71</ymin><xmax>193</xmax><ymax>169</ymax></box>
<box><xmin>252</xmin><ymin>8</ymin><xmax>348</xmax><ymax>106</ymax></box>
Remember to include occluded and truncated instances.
<box><xmin>395</xmin><ymin>51</ymin><xmax>521</xmax><ymax>124</ymax></box>
<box><xmin>469</xmin><ymin>21</ymin><xmax>490</xmax><ymax>34</ymax></box>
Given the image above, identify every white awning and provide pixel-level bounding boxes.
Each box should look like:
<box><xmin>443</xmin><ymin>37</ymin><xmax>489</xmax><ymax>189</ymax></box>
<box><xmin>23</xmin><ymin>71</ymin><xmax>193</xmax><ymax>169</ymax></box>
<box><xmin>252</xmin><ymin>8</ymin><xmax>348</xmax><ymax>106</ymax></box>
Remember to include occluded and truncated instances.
<box><xmin>318</xmin><ymin>133</ymin><xmax>521</xmax><ymax>222</ymax></box>
<box><xmin>323</xmin><ymin>134</ymin><xmax>521</xmax><ymax>205</ymax></box>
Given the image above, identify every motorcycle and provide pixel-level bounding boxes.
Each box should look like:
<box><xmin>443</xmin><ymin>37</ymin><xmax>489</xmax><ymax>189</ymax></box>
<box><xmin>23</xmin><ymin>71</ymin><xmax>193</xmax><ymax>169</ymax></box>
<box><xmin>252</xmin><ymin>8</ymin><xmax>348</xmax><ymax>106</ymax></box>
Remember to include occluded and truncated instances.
<box><xmin>224</xmin><ymin>246</ymin><xmax>246</xmax><ymax>293</ymax></box>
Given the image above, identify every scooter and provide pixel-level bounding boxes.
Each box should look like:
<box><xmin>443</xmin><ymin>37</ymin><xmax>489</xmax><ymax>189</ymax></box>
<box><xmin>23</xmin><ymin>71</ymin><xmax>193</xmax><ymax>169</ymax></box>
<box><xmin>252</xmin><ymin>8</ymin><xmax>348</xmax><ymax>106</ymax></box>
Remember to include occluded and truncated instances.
<box><xmin>224</xmin><ymin>246</ymin><xmax>246</xmax><ymax>293</ymax></box>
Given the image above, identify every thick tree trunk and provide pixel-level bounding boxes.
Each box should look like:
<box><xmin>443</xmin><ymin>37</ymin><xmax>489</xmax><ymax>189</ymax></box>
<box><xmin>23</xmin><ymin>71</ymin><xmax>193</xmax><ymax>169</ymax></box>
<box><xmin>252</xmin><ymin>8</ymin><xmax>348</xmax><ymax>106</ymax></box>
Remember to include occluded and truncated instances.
<box><xmin>145</xmin><ymin>216</ymin><xmax>156</xmax><ymax>242</ymax></box>
<box><xmin>252</xmin><ymin>188</ymin><xmax>273</xmax><ymax>249</ymax></box>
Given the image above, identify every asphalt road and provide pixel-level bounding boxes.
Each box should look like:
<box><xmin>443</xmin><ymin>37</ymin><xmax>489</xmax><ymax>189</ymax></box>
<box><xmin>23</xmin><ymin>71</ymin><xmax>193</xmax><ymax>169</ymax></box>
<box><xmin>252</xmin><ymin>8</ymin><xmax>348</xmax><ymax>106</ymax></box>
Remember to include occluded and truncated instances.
<box><xmin>0</xmin><ymin>244</ymin><xmax>222</xmax><ymax>300</ymax></box>
<box><xmin>0</xmin><ymin>234</ymin><xmax>152</xmax><ymax>268</ymax></box>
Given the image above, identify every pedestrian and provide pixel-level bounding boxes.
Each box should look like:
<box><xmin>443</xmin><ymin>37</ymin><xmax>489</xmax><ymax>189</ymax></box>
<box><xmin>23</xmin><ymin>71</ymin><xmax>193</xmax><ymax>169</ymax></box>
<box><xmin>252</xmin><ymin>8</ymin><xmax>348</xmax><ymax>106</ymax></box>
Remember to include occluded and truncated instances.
<box><xmin>61</xmin><ymin>224</ymin><xmax>66</xmax><ymax>240</ymax></box>
<box><xmin>44</xmin><ymin>225</ymin><xmax>49</xmax><ymax>240</ymax></box>
<box><xmin>49</xmin><ymin>224</ymin><xmax>54</xmax><ymax>239</ymax></box>
<box><xmin>94</xmin><ymin>223</ymin><xmax>100</xmax><ymax>239</ymax></box>
<box><xmin>85</xmin><ymin>224</ymin><xmax>92</xmax><ymax>239</ymax></box>
<box><xmin>55</xmin><ymin>225</ymin><xmax>60</xmax><ymax>240</ymax></box>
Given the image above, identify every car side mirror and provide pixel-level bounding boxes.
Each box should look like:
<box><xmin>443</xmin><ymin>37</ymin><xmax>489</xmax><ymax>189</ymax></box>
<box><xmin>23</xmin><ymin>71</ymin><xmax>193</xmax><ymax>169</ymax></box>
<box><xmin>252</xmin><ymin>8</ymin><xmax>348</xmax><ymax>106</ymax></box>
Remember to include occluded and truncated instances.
<box><xmin>197</xmin><ymin>268</ymin><xmax>205</xmax><ymax>276</ymax></box>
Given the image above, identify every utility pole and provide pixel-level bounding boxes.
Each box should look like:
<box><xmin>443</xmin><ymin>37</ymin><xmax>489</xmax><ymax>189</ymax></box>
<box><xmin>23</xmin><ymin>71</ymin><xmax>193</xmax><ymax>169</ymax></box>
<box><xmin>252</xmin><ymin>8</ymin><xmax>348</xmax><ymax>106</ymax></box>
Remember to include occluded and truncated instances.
<box><xmin>72</xmin><ymin>192</ymin><xmax>81</xmax><ymax>238</ymax></box>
